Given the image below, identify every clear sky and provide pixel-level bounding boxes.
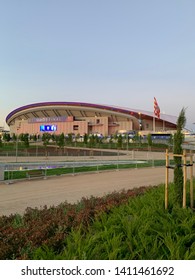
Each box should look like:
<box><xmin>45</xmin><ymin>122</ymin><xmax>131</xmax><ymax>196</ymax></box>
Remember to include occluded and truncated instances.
<box><xmin>1</xmin><ymin>0</ymin><xmax>195</xmax><ymax>130</ymax></box>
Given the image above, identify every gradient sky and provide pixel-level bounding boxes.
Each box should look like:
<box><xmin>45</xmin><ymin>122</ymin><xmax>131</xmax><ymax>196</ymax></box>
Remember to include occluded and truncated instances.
<box><xmin>1</xmin><ymin>0</ymin><xmax>195</xmax><ymax>130</ymax></box>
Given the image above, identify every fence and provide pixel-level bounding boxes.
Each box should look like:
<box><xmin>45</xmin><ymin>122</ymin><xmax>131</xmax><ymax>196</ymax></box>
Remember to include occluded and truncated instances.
<box><xmin>0</xmin><ymin>149</ymin><xmax>171</xmax><ymax>183</ymax></box>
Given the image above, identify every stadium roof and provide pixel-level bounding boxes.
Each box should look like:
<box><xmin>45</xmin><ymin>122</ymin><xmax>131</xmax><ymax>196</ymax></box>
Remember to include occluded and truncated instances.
<box><xmin>6</xmin><ymin>101</ymin><xmax>177</xmax><ymax>127</ymax></box>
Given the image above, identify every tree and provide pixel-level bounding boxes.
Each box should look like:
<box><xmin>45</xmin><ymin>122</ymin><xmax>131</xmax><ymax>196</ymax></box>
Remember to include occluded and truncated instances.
<box><xmin>23</xmin><ymin>134</ymin><xmax>30</xmax><ymax>149</ymax></box>
<box><xmin>42</xmin><ymin>133</ymin><xmax>51</xmax><ymax>156</ymax></box>
<box><xmin>55</xmin><ymin>133</ymin><xmax>65</xmax><ymax>154</ymax></box>
<box><xmin>134</xmin><ymin>132</ymin><xmax>141</xmax><ymax>145</ymax></box>
<box><xmin>51</xmin><ymin>134</ymin><xmax>56</xmax><ymax>143</ymax></box>
<box><xmin>108</xmin><ymin>135</ymin><xmax>113</xmax><ymax>144</ymax></box>
<box><xmin>117</xmin><ymin>134</ymin><xmax>123</xmax><ymax>149</ymax></box>
<box><xmin>89</xmin><ymin>134</ymin><xmax>95</xmax><ymax>147</ymax></box>
<box><xmin>147</xmin><ymin>133</ymin><xmax>152</xmax><ymax>147</ymax></box>
<box><xmin>83</xmin><ymin>133</ymin><xmax>88</xmax><ymax>145</ymax></box>
<box><xmin>0</xmin><ymin>135</ymin><xmax>2</xmax><ymax>148</ymax></box>
<box><xmin>18</xmin><ymin>133</ymin><xmax>29</xmax><ymax>152</ymax></box>
<box><xmin>173</xmin><ymin>108</ymin><xmax>186</xmax><ymax>206</ymax></box>
<box><xmin>67</xmin><ymin>133</ymin><xmax>73</xmax><ymax>145</ymax></box>
<box><xmin>32</xmin><ymin>134</ymin><xmax>37</xmax><ymax>142</ymax></box>
<box><xmin>12</xmin><ymin>133</ymin><xmax>17</xmax><ymax>142</ymax></box>
<box><xmin>168</xmin><ymin>134</ymin><xmax>173</xmax><ymax>151</ymax></box>
<box><xmin>75</xmin><ymin>133</ymin><xmax>80</xmax><ymax>146</ymax></box>
<box><xmin>3</xmin><ymin>133</ymin><xmax>11</xmax><ymax>142</ymax></box>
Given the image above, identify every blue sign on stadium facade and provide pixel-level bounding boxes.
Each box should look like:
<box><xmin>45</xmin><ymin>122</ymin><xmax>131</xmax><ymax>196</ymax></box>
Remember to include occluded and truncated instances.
<box><xmin>40</xmin><ymin>125</ymin><xmax>57</xmax><ymax>132</ymax></box>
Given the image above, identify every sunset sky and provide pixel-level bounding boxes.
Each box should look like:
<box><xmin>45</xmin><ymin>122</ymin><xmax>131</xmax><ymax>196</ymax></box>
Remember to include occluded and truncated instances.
<box><xmin>1</xmin><ymin>0</ymin><xmax>195</xmax><ymax>130</ymax></box>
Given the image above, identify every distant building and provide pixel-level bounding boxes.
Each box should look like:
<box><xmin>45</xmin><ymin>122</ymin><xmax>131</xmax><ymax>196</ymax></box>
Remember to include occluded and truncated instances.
<box><xmin>0</xmin><ymin>126</ymin><xmax>9</xmax><ymax>135</ymax></box>
<box><xmin>6</xmin><ymin>102</ymin><xmax>177</xmax><ymax>136</ymax></box>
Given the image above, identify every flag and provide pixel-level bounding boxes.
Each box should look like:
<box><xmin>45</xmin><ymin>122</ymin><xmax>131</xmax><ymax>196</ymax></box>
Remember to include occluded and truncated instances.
<box><xmin>154</xmin><ymin>97</ymin><xmax>160</xmax><ymax>118</ymax></box>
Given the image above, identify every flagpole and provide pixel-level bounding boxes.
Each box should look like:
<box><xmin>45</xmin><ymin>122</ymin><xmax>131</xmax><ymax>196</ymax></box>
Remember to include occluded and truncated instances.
<box><xmin>153</xmin><ymin>116</ymin><xmax>155</xmax><ymax>132</ymax></box>
<box><xmin>153</xmin><ymin>97</ymin><xmax>160</xmax><ymax>132</ymax></box>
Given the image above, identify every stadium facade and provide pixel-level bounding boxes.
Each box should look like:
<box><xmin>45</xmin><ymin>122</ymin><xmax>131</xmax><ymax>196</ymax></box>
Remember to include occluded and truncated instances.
<box><xmin>6</xmin><ymin>102</ymin><xmax>177</xmax><ymax>136</ymax></box>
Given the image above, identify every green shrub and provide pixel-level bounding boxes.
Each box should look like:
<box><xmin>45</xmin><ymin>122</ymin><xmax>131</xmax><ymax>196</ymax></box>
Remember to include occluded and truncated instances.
<box><xmin>1</xmin><ymin>181</ymin><xmax>194</xmax><ymax>260</ymax></box>
<box><xmin>33</xmin><ymin>182</ymin><xmax>195</xmax><ymax>260</ymax></box>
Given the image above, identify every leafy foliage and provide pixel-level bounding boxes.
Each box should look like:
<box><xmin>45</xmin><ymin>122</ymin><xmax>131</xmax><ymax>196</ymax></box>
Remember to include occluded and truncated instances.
<box><xmin>35</xmin><ymin>183</ymin><xmax>195</xmax><ymax>260</ymax></box>
<box><xmin>173</xmin><ymin>107</ymin><xmax>186</xmax><ymax>206</ymax></box>
<box><xmin>147</xmin><ymin>133</ymin><xmax>152</xmax><ymax>146</ymax></box>
<box><xmin>0</xmin><ymin>181</ymin><xmax>195</xmax><ymax>260</ymax></box>
<box><xmin>0</xmin><ymin>186</ymin><xmax>148</xmax><ymax>259</ymax></box>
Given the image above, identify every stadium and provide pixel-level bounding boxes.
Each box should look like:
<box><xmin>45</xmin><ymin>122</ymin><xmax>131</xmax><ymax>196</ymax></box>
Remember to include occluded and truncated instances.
<box><xmin>6</xmin><ymin>101</ymin><xmax>177</xmax><ymax>136</ymax></box>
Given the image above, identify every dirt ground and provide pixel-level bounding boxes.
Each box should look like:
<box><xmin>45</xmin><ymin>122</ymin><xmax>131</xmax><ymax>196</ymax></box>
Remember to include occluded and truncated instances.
<box><xmin>0</xmin><ymin>167</ymin><xmax>172</xmax><ymax>216</ymax></box>
<box><xmin>0</xmin><ymin>150</ymin><xmax>194</xmax><ymax>216</ymax></box>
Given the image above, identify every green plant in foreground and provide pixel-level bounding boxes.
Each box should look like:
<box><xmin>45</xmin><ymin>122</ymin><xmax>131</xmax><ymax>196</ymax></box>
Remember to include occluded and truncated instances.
<box><xmin>1</xmin><ymin>179</ymin><xmax>194</xmax><ymax>260</ymax></box>
<box><xmin>0</xmin><ymin>186</ymin><xmax>148</xmax><ymax>259</ymax></box>
<box><xmin>32</xmin><ymin>182</ymin><xmax>195</xmax><ymax>260</ymax></box>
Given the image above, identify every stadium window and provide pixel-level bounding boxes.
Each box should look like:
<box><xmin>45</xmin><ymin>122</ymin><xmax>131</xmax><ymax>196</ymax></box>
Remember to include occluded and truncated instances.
<box><xmin>73</xmin><ymin>125</ymin><xmax>79</xmax><ymax>130</ymax></box>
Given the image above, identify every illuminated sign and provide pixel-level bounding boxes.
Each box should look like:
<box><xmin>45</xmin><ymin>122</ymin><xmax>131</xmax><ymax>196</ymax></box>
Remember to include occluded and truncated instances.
<box><xmin>40</xmin><ymin>125</ymin><xmax>57</xmax><ymax>132</ymax></box>
<box><xmin>29</xmin><ymin>116</ymin><xmax>68</xmax><ymax>123</ymax></box>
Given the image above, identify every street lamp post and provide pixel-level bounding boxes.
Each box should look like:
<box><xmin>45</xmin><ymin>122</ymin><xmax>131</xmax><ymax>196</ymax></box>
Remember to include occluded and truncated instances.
<box><xmin>126</xmin><ymin>133</ymin><xmax>129</xmax><ymax>151</ymax></box>
<box><xmin>15</xmin><ymin>127</ymin><xmax>20</xmax><ymax>163</ymax></box>
<box><xmin>15</xmin><ymin>135</ymin><xmax>18</xmax><ymax>163</ymax></box>
<box><xmin>138</xmin><ymin>112</ymin><xmax>142</xmax><ymax>130</ymax></box>
<box><xmin>36</xmin><ymin>133</ymin><xmax>38</xmax><ymax>157</ymax></box>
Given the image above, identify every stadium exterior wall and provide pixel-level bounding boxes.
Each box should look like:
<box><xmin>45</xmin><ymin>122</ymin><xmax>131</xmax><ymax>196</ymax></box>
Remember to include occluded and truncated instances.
<box><xmin>6</xmin><ymin>102</ymin><xmax>177</xmax><ymax>136</ymax></box>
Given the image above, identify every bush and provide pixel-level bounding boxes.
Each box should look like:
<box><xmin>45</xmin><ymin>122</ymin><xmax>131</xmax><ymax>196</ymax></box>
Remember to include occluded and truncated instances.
<box><xmin>35</xmin><ymin>183</ymin><xmax>195</xmax><ymax>260</ymax></box>
<box><xmin>0</xmin><ymin>186</ymin><xmax>149</xmax><ymax>259</ymax></box>
<box><xmin>1</xmin><ymin>181</ymin><xmax>194</xmax><ymax>260</ymax></box>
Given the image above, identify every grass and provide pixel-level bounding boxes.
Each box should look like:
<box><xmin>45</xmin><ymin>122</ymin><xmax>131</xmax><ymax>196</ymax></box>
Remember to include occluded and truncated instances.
<box><xmin>4</xmin><ymin>160</ymin><xmax>172</xmax><ymax>180</ymax></box>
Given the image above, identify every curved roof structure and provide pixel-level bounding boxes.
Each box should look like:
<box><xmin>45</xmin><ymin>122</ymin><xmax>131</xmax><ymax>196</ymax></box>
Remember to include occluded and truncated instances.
<box><xmin>6</xmin><ymin>101</ymin><xmax>177</xmax><ymax>129</ymax></box>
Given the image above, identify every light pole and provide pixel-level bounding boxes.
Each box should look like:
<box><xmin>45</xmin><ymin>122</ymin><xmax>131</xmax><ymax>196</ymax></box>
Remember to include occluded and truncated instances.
<box><xmin>15</xmin><ymin>126</ymin><xmax>20</xmax><ymax>162</ymax></box>
<box><xmin>138</xmin><ymin>112</ymin><xmax>142</xmax><ymax>131</ymax></box>
<box><xmin>36</xmin><ymin>133</ymin><xmax>38</xmax><ymax>157</ymax></box>
<box><xmin>15</xmin><ymin>134</ymin><xmax>18</xmax><ymax>163</ymax></box>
